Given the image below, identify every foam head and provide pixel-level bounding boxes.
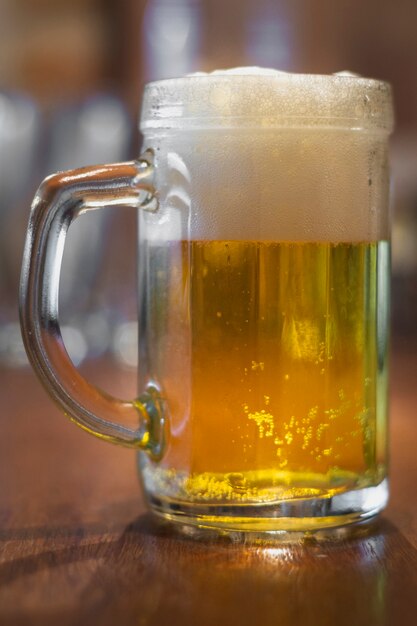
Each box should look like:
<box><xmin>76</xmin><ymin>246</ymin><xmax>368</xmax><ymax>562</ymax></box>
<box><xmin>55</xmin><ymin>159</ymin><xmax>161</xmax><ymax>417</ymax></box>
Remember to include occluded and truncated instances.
<box><xmin>140</xmin><ymin>68</ymin><xmax>394</xmax><ymax>242</ymax></box>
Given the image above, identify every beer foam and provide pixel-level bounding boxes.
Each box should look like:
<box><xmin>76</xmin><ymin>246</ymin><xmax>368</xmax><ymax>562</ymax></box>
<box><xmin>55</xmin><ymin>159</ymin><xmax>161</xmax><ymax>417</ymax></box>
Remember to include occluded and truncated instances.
<box><xmin>141</xmin><ymin>67</ymin><xmax>393</xmax><ymax>132</ymax></box>
<box><xmin>141</xmin><ymin>69</ymin><xmax>393</xmax><ymax>242</ymax></box>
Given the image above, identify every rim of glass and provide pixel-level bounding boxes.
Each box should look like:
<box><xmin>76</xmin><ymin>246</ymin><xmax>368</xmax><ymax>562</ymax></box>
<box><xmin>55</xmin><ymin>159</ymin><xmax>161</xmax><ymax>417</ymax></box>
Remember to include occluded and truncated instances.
<box><xmin>140</xmin><ymin>69</ymin><xmax>394</xmax><ymax>133</ymax></box>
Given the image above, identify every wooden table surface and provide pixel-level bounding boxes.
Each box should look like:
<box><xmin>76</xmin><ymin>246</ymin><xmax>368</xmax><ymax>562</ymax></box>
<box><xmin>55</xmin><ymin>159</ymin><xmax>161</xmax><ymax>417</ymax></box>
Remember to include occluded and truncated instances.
<box><xmin>0</xmin><ymin>345</ymin><xmax>416</xmax><ymax>626</ymax></box>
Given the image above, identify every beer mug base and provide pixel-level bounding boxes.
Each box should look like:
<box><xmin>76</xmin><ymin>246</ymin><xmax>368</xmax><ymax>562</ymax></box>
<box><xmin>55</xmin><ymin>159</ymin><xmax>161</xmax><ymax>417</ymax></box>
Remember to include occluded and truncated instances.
<box><xmin>144</xmin><ymin>478</ymin><xmax>388</xmax><ymax>535</ymax></box>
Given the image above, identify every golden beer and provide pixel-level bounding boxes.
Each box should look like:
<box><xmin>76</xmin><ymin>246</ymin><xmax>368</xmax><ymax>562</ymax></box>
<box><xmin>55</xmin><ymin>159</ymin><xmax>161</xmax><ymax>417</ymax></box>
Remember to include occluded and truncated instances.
<box><xmin>140</xmin><ymin>238</ymin><xmax>389</xmax><ymax>507</ymax></box>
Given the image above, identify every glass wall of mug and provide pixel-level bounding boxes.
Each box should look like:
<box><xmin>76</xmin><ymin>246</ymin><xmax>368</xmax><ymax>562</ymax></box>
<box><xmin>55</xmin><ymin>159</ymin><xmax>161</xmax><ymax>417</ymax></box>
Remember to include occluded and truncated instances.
<box><xmin>136</xmin><ymin>70</ymin><xmax>393</xmax><ymax>531</ymax></box>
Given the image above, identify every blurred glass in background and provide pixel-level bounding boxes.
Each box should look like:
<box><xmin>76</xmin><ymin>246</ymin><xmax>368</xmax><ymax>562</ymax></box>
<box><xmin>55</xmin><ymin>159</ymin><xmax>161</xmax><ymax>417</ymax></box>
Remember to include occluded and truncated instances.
<box><xmin>0</xmin><ymin>91</ymin><xmax>40</xmax><ymax>366</ymax></box>
<box><xmin>143</xmin><ymin>0</ymin><xmax>202</xmax><ymax>79</ymax></box>
<box><xmin>0</xmin><ymin>0</ymin><xmax>138</xmax><ymax>368</ymax></box>
<box><xmin>0</xmin><ymin>0</ymin><xmax>415</xmax><ymax>372</ymax></box>
<box><xmin>53</xmin><ymin>96</ymin><xmax>132</xmax><ymax>367</ymax></box>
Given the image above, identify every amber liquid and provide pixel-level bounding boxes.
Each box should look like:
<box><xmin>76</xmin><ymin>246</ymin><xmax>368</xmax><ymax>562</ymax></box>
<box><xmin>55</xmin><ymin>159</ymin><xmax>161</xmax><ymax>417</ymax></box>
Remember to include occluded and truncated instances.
<box><xmin>139</xmin><ymin>241</ymin><xmax>389</xmax><ymax>504</ymax></box>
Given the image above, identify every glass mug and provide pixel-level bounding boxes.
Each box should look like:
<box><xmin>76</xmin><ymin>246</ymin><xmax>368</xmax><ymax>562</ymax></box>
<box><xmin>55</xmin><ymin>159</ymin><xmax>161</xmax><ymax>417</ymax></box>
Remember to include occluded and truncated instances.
<box><xmin>20</xmin><ymin>69</ymin><xmax>394</xmax><ymax>533</ymax></box>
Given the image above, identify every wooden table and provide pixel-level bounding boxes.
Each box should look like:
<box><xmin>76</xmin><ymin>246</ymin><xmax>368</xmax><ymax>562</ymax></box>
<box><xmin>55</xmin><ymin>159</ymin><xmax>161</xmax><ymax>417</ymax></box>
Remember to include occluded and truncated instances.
<box><xmin>1</xmin><ymin>346</ymin><xmax>416</xmax><ymax>626</ymax></box>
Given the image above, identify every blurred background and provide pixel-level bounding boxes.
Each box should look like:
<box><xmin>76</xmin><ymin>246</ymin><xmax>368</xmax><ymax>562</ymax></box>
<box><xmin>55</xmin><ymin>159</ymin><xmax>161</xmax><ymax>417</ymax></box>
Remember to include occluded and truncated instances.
<box><xmin>0</xmin><ymin>0</ymin><xmax>415</xmax><ymax>373</ymax></box>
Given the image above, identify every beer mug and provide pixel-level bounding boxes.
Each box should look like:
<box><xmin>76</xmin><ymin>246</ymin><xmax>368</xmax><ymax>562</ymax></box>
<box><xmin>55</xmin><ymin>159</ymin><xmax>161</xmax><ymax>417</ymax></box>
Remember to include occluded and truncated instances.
<box><xmin>20</xmin><ymin>69</ymin><xmax>394</xmax><ymax>533</ymax></box>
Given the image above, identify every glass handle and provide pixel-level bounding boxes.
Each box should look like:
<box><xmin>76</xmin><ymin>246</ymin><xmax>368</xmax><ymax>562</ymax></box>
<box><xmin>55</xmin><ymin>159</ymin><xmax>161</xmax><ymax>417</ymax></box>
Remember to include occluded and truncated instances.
<box><xmin>19</xmin><ymin>151</ymin><xmax>165</xmax><ymax>458</ymax></box>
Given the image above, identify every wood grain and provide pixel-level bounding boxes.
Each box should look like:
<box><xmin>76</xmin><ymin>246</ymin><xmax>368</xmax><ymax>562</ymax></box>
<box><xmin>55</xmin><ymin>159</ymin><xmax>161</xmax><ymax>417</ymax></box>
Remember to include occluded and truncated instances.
<box><xmin>0</xmin><ymin>346</ymin><xmax>416</xmax><ymax>626</ymax></box>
